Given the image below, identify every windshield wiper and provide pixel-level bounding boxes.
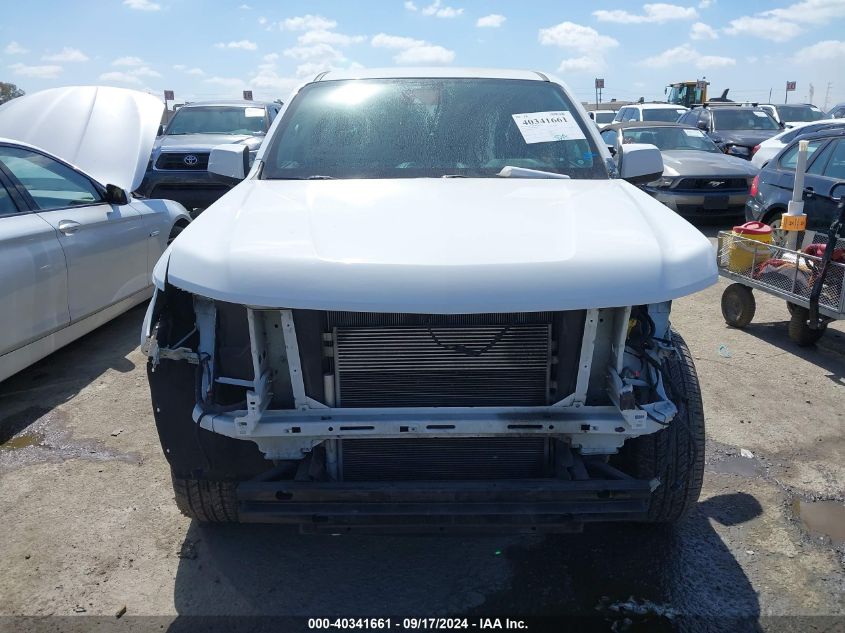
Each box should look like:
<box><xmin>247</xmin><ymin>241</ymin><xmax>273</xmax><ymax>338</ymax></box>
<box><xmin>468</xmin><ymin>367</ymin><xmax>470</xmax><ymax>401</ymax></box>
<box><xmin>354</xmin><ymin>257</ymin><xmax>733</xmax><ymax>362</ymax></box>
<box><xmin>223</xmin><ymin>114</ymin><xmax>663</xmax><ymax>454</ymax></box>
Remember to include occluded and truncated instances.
<box><xmin>496</xmin><ymin>166</ymin><xmax>570</xmax><ymax>179</ymax></box>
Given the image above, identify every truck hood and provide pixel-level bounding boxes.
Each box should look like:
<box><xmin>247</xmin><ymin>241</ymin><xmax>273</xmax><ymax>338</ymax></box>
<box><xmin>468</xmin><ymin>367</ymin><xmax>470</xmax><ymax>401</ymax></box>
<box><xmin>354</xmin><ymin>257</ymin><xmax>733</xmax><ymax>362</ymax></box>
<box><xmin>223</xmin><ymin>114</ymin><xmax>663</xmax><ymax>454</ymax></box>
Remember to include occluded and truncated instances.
<box><xmin>163</xmin><ymin>178</ymin><xmax>717</xmax><ymax>313</ymax></box>
<box><xmin>155</xmin><ymin>133</ymin><xmax>263</xmax><ymax>152</ymax></box>
<box><xmin>0</xmin><ymin>86</ymin><xmax>163</xmax><ymax>192</ymax></box>
<box><xmin>661</xmin><ymin>150</ymin><xmax>759</xmax><ymax>177</ymax></box>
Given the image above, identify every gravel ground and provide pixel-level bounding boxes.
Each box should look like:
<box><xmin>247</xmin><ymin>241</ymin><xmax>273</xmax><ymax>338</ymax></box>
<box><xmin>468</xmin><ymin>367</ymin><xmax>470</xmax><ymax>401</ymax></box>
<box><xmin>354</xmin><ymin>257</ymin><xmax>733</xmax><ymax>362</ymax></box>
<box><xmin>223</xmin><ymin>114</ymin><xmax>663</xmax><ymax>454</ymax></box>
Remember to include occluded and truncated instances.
<box><xmin>0</xmin><ymin>228</ymin><xmax>843</xmax><ymax>633</ymax></box>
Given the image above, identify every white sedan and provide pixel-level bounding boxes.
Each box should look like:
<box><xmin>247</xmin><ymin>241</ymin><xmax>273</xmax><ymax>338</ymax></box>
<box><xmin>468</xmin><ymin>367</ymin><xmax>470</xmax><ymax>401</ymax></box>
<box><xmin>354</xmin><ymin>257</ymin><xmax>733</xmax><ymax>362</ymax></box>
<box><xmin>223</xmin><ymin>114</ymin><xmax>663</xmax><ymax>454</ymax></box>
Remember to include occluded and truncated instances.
<box><xmin>0</xmin><ymin>87</ymin><xmax>191</xmax><ymax>382</ymax></box>
<box><xmin>751</xmin><ymin>119</ymin><xmax>845</xmax><ymax>168</ymax></box>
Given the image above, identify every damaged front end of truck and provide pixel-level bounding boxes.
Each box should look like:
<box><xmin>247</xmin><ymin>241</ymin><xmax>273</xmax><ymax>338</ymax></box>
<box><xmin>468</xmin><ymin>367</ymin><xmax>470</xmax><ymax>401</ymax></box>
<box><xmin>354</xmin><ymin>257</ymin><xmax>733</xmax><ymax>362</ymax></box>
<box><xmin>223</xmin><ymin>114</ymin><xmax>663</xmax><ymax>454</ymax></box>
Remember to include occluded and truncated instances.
<box><xmin>143</xmin><ymin>277</ymin><xmax>704</xmax><ymax>532</ymax></box>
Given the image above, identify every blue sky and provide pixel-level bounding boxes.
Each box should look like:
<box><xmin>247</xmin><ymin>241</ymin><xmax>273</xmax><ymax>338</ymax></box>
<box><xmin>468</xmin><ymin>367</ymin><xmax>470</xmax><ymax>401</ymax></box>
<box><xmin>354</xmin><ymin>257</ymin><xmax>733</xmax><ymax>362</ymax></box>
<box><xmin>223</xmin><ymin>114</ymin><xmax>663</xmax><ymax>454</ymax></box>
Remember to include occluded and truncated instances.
<box><xmin>2</xmin><ymin>0</ymin><xmax>844</xmax><ymax>107</ymax></box>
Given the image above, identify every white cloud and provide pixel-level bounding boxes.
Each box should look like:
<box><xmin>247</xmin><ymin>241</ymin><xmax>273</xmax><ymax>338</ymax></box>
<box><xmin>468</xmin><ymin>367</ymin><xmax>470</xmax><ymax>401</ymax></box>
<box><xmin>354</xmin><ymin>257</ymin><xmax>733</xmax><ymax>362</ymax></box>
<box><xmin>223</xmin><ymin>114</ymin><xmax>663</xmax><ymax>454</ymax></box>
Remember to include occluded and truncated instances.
<box><xmin>557</xmin><ymin>56</ymin><xmax>605</xmax><ymax>73</ymax></box>
<box><xmin>394</xmin><ymin>44</ymin><xmax>455</xmax><ymax>64</ymax></box>
<box><xmin>404</xmin><ymin>1</ymin><xmax>418</xmax><ymax>10</ymax></box>
<box><xmin>258</xmin><ymin>16</ymin><xmax>267</xmax><ymax>25</ymax></box>
<box><xmin>281</xmin><ymin>14</ymin><xmax>337</xmax><ymax>31</ymax></box>
<box><xmin>132</xmin><ymin>66</ymin><xmax>161</xmax><ymax>77</ymax></box>
<box><xmin>284</xmin><ymin>43</ymin><xmax>346</xmax><ymax>62</ymax></box>
<box><xmin>186</xmin><ymin>67</ymin><xmax>204</xmax><ymax>75</ymax></box>
<box><xmin>420</xmin><ymin>0</ymin><xmax>463</xmax><ymax>18</ymax></box>
<box><xmin>476</xmin><ymin>14</ymin><xmax>506</xmax><ymax>28</ymax></box>
<box><xmin>725</xmin><ymin>0</ymin><xmax>845</xmax><ymax>42</ymax></box>
<box><xmin>371</xmin><ymin>33</ymin><xmax>427</xmax><ymax>49</ymax></box>
<box><xmin>215</xmin><ymin>40</ymin><xmax>258</xmax><ymax>50</ymax></box>
<box><xmin>4</xmin><ymin>41</ymin><xmax>28</xmax><ymax>55</ymax></box>
<box><xmin>239</xmin><ymin>3</ymin><xmax>251</xmax><ymax>8</ymax></box>
<box><xmin>539</xmin><ymin>21</ymin><xmax>617</xmax><ymax>76</ymax></box>
<box><xmin>641</xmin><ymin>43</ymin><xmax>735</xmax><ymax>69</ymax></box>
<box><xmin>698</xmin><ymin>0</ymin><xmax>714</xmax><ymax>7</ymax></box>
<box><xmin>724</xmin><ymin>16</ymin><xmax>802</xmax><ymax>42</ymax></box>
<box><xmin>370</xmin><ymin>32</ymin><xmax>454</xmax><ymax>64</ymax></box>
<box><xmin>593</xmin><ymin>3</ymin><xmax>698</xmax><ymax>24</ymax></box>
<box><xmin>298</xmin><ymin>30</ymin><xmax>366</xmax><ymax>46</ymax></box>
<box><xmin>9</xmin><ymin>62</ymin><xmax>62</xmax><ymax>78</ymax></box>
<box><xmin>539</xmin><ymin>22</ymin><xmax>619</xmax><ymax>52</ymax></box>
<box><xmin>99</xmin><ymin>70</ymin><xmax>142</xmax><ymax>85</ymax></box>
<box><xmin>263</xmin><ymin>53</ymin><xmax>279</xmax><ymax>63</ymax></box>
<box><xmin>112</xmin><ymin>56</ymin><xmax>144</xmax><ymax>66</ymax></box>
<box><xmin>123</xmin><ymin>0</ymin><xmax>160</xmax><ymax>11</ymax></box>
<box><xmin>794</xmin><ymin>39</ymin><xmax>845</xmax><ymax>63</ymax></box>
<box><xmin>42</xmin><ymin>47</ymin><xmax>89</xmax><ymax>62</ymax></box>
<box><xmin>690</xmin><ymin>22</ymin><xmax>718</xmax><ymax>39</ymax></box>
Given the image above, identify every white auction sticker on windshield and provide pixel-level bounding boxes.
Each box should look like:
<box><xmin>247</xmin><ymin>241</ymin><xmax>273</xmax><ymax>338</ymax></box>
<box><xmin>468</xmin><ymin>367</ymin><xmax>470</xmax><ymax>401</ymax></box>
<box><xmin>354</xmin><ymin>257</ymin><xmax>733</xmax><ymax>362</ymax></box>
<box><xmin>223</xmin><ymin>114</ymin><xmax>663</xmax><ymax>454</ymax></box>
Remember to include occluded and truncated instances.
<box><xmin>512</xmin><ymin>111</ymin><xmax>585</xmax><ymax>144</ymax></box>
<box><xmin>244</xmin><ymin>107</ymin><xmax>265</xmax><ymax>118</ymax></box>
<box><xmin>753</xmin><ymin>111</ymin><xmax>769</xmax><ymax>118</ymax></box>
<box><xmin>683</xmin><ymin>129</ymin><xmax>704</xmax><ymax>137</ymax></box>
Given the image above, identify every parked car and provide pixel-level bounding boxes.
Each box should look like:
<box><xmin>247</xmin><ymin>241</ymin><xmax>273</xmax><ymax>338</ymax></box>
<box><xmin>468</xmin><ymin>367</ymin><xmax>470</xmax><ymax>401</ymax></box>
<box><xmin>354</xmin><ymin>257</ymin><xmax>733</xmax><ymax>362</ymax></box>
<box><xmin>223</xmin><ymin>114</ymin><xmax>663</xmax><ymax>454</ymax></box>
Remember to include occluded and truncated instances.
<box><xmin>828</xmin><ymin>103</ymin><xmax>845</xmax><ymax>119</ymax></box>
<box><xmin>678</xmin><ymin>104</ymin><xmax>781</xmax><ymax>159</ymax></box>
<box><xmin>588</xmin><ymin>109</ymin><xmax>617</xmax><ymax>128</ymax></box>
<box><xmin>143</xmin><ymin>67</ymin><xmax>717</xmax><ymax>529</ymax></box>
<box><xmin>612</xmin><ymin>103</ymin><xmax>688</xmax><ymax>123</ymax></box>
<box><xmin>137</xmin><ymin>100</ymin><xmax>280</xmax><ymax>215</ymax></box>
<box><xmin>746</xmin><ymin>128</ymin><xmax>845</xmax><ymax>230</ymax></box>
<box><xmin>751</xmin><ymin>119</ymin><xmax>845</xmax><ymax>168</ymax></box>
<box><xmin>0</xmin><ymin>86</ymin><xmax>191</xmax><ymax>383</ymax></box>
<box><xmin>601</xmin><ymin>122</ymin><xmax>757</xmax><ymax>219</ymax></box>
<box><xmin>758</xmin><ymin>103</ymin><xmax>825</xmax><ymax>129</ymax></box>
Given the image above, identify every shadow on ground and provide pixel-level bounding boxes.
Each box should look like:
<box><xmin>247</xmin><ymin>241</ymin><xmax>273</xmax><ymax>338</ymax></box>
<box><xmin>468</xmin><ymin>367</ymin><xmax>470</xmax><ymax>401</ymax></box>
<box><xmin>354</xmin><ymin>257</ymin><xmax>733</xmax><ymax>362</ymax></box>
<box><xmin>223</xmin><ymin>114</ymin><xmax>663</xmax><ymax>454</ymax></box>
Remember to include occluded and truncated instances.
<box><xmin>0</xmin><ymin>304</ymin><xmax>145</xmax><ymax>442</ymax></box>
<box><xmin>741</xmin><ymin>319</ymin><xmax>845</xmax><ymax>386</ymax></box>
<box><xmin>166</xmin><ymin>493</ymin><xmax>763</xmax><ymax>632</ymax></box>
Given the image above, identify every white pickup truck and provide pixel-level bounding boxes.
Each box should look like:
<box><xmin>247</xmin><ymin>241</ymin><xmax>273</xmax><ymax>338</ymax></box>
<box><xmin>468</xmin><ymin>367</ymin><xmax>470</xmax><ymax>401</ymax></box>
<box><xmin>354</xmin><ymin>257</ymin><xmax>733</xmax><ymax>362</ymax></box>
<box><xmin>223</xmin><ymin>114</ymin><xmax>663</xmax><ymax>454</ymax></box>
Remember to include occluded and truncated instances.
<box><xmin>143</xmin><ymin>68</ymin><xmax>717</xmax><ymax>531</ymax></box>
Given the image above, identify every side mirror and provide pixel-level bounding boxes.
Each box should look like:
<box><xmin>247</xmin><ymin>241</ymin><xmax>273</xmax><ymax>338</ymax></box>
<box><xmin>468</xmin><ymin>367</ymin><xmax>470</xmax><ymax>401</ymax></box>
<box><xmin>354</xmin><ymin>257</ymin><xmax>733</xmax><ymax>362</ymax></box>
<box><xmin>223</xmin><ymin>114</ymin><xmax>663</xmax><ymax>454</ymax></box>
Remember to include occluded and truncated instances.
<box><xmin>619</xmin><ymin>144</ymin><xmax>663</xmax><ymax>185</ymax></box>
<box><xmin>157</xmin><ymin>124</ymin><xmax>164</xmax><ymax>137</ymax></box>
<box><xmin>208</xmin><ymin>144</ymin><xmax>249</xmax><ymax>181</ymax></box>
<box><xmin>696</xmin><ymin>120</ymin><xmax>709</xmax><ymax>131</ymax></box>
<box><xmin>104</xmin><ymin>184</ymin><xmax>129</xmax><ymax>205</ymax></box>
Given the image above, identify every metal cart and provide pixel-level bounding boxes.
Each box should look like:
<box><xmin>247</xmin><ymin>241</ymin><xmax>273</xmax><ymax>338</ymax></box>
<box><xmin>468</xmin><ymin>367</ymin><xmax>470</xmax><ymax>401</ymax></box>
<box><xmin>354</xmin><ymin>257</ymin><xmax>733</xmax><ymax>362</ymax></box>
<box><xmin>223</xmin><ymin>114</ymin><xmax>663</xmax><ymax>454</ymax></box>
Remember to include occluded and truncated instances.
<box><xmin>716</xmin><ymin>194</ymin><xmax>845</xmax><ymax>346</ymax></box>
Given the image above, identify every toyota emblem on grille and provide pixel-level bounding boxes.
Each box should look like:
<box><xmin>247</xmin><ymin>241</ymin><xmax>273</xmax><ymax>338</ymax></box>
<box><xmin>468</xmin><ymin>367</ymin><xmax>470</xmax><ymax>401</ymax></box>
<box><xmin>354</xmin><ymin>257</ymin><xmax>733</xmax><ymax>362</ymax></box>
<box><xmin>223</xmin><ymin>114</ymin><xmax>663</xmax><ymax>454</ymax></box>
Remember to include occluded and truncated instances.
<box><xmin>183</xmin><ymin>154</ymin><xmax>199</xmax><ymax>166</ymax></box>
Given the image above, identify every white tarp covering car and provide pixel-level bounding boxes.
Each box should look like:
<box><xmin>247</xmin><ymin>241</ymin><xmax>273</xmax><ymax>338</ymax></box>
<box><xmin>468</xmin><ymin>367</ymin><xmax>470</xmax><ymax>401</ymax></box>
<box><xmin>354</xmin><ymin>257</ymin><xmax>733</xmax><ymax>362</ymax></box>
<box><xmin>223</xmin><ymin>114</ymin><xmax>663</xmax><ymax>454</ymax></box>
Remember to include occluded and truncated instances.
<box><xmin>0</xmin><ymin>86</ymin><xmax>191</xmax><ymax>382</ymax></box>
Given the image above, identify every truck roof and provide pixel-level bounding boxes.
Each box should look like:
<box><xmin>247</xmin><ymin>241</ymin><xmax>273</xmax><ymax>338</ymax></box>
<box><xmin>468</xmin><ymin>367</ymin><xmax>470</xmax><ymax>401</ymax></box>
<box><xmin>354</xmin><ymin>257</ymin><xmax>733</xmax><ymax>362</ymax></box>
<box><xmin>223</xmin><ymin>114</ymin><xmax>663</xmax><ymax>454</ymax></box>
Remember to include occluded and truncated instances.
<box><xmin>317</xmin><ymin>67</ymin><xmax>549</xmax><ymax>82</ymax></box>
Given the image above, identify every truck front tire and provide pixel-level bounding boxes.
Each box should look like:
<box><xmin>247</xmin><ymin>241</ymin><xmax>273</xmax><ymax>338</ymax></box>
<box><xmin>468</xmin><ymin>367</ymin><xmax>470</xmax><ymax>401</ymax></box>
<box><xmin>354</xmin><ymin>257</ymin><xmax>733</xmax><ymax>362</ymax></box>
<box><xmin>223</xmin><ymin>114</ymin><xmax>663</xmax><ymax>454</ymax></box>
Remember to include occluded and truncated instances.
<box><xmin>620</xmin><ymin>330</ymin><xmax>706</xmax><ymax>523</ymax></box>
<box><xmin>172</xmin><ymin>475</ymin><xmax>239</xmax><ymax>523</ymax></box>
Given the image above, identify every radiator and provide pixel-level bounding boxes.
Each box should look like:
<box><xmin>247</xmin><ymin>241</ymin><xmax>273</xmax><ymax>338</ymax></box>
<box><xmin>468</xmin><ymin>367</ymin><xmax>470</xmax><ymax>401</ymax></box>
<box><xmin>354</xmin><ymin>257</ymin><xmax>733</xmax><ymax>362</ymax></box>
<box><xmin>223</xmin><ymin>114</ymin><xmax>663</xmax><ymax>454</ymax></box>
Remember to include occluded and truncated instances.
<box><xmin>331</xmin><ymin>315</ymin><xmax>553</xmax><ymax>408</ymax></box>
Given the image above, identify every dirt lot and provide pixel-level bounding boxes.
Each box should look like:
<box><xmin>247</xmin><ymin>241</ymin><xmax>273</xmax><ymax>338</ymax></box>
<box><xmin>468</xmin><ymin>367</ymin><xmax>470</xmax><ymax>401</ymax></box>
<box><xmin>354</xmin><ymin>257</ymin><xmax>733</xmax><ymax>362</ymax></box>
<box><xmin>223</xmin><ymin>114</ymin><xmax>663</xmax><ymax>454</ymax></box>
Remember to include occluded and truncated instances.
<box><xmin>1</xmin><ymin>229</ymin><xmax>844</xmax><ymax>632</ymax></box>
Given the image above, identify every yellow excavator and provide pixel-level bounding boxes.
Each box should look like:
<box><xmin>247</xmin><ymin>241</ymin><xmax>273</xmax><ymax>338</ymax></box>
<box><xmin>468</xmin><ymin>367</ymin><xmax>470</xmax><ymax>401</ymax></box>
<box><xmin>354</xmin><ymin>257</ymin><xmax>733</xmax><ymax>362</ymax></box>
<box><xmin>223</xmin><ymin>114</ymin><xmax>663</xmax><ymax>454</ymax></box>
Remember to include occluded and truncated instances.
<box><xmin>666</xmin><ymin>80</ymin><xmax>731</xmax><ymax>108</ymax></box>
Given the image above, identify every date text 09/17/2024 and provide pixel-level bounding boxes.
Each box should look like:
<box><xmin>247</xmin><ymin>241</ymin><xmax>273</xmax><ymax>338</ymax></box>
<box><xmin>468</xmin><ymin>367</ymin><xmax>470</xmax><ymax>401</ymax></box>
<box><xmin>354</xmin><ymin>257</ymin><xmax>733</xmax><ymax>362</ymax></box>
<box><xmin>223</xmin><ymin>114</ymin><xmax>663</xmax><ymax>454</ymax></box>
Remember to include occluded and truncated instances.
<box><xmin>307</xmin><ymin>618</ymin><xmax>529</xmax><ymax>630</ymax></box>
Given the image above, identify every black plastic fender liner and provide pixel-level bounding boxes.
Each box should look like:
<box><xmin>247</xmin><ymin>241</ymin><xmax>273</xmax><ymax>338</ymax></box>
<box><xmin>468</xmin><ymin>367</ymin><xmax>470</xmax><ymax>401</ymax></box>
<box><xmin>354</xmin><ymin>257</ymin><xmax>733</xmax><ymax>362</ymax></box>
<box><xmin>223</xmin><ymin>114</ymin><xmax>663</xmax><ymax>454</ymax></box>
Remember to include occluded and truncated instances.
<box><xmin>147</xmin><ymin>357</ymin><xmax>269</xmax><ymax>481</ymax></box>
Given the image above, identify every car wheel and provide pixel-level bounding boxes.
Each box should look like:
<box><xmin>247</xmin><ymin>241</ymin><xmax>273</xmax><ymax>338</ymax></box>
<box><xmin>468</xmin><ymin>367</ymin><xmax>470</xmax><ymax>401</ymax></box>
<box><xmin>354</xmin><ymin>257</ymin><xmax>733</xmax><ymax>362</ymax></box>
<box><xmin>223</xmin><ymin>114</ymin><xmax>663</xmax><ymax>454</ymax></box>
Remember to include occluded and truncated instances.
<box><xmin>788</xmin><ymin>306</ymin><xmax>826</xmax><ymax>346</ymax></box>
<box><xmin>721</xmin><ymin>283</ymin><xmax>756</xmax><ymax>328</ymax></box>
<box><xmin>619</xmin><ymin>330</ymin><xmax>705</xmax><ymax>523</ymax></box>
<box><xmin>171</xmin><ymin>474</ymin><xmax>239</xmax><ymax>523</ymax></box>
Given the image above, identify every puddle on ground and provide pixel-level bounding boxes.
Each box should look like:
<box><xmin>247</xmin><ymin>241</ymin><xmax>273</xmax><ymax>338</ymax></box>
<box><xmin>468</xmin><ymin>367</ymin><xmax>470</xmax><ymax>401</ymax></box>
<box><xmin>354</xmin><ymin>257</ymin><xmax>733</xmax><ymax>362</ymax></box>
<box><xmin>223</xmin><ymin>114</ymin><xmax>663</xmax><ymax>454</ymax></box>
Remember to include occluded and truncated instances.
<box><xmin>0</xmin><ymin>407</ymin><xmax>138</xmax><ymax>469</ymax></box>
<box><xmin>707</xmin><ymin>454</ymin><xmax>760</xmax><ymax>477</ymax></box>
<box><xmin>1</xmin><ymin>431</ymin><xmax>44</xmax><ymax>450</ymax></box>
<box><xmin>793</xmin><ymin>499</ymin><xmax>845</xmax><ymax>545</ymax></box>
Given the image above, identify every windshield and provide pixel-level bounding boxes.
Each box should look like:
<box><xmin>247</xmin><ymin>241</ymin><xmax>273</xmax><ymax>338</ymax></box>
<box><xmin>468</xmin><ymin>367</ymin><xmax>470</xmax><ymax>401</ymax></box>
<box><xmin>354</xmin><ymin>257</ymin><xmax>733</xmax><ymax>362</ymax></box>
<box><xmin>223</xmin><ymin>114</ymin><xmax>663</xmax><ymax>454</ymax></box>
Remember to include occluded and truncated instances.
<box><xmin>642</xmin><ymin>108</ymin><xmax>687</xmax><ymax>123</ymax></box>
<box><xmin>775</xmin><ymin>105</ymin><xmax>824</xmax><ymax>123</ymax></box>
<box><xmin>781</xmin><ymin>121</ymin><xmax>845</xmax><ymax>143</ymax></box>
<box><xmin>595</xmin><ymin>112</ymin><xmax>616</xmax><ymax>124</ymax></box>
<box><xmin>261</xmin><ymin>78</ymin><xmax>606</xmax><ymax>180</ymax></box>
<box><xmin>621</xmin><ymin>126</ymin><xmax>720</xmax><ymax>153</ymax></box>
<box><xmin>166</xmin><ymin>105</ymin><xmax>268</xmax><ymax>135</ymax></box>
<box><xmin>713</xmin><ymin>109</ymin><xmax>779</xmax><ymax>131</ymax></box>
